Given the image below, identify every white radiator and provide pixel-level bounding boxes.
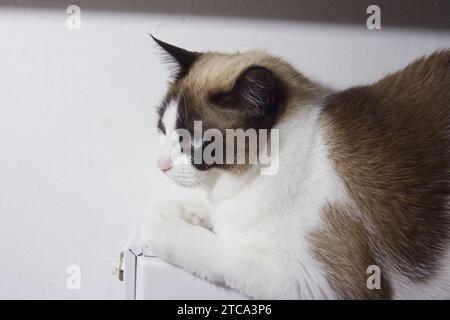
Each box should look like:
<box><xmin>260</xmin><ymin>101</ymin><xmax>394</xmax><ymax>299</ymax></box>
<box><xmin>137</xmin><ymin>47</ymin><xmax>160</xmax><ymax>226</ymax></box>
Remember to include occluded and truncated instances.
<box><xmin>116</xmin><ymin>227</ymin><xmax>248</xmax><ymax>300</ymax></box>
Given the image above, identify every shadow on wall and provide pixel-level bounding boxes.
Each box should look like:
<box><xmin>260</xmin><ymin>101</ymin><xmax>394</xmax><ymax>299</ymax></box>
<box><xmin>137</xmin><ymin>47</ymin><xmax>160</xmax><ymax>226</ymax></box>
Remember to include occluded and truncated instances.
<box><xmin>1</xmin><ymin>0</ymin><xmax>449</xmax><ymax>30</ymax></box>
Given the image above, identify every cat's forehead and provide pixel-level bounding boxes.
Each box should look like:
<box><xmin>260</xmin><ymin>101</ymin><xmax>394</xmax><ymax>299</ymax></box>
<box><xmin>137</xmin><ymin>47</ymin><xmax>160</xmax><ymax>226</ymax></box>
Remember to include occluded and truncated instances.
<box><xmin>179</xmin><ymin>51</ymin><xmax>277</xmax><ymax>97</ymax></box>
<box><xmin>157</xmin><ymin>50</ymin><xmax>299</xmax><ymax>130</ymax></box>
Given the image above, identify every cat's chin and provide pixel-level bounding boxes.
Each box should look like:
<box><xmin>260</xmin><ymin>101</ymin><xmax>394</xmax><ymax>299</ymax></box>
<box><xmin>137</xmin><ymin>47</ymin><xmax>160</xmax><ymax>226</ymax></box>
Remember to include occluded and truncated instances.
<box><xmin>162</xmin><ymin>163</ymin><xmax>205</xmax><ymax>188</ymax></box>
<box><xmin>171</xmin><ymin>179</ymin><xmax>202</xmax><ymax>188</ymax></box>
<box><xmin>166</xmin><ymin>173</ymin><xmax>203</xmax><ymax>188</ymax></box>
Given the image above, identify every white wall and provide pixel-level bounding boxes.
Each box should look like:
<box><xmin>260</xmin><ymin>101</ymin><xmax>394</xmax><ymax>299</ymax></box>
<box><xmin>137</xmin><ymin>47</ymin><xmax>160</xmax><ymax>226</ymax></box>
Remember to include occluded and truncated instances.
<box><xmin>0</xmin><ymin>1</ymin><xmax>449</xmax><ymax>299</ymax></box>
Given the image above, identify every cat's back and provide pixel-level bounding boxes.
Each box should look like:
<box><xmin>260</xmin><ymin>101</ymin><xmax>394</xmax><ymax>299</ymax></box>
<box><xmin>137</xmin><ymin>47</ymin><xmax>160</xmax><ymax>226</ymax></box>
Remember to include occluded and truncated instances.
<box><xmin>324</xmin><ymin>50</ymin><xmax>450</xmax><ymax>132</ymax></box>
<box><xmin>373</xmin><ymin>49</ymin><xmax>450</xmax><ymax>109</ymax></box>
<box><xmin>319</xmin><ymin>50</ymin><xmax>450</xmax><ymax>299</ymax></box>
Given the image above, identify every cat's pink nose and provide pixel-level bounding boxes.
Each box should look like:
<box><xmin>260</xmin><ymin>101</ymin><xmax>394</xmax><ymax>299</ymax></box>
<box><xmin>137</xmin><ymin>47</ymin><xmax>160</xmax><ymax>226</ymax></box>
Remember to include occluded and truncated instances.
<box><xmin>157</xmin><ymin>156</ymin><xmax>172</xmax><ymax>172</ymax></box>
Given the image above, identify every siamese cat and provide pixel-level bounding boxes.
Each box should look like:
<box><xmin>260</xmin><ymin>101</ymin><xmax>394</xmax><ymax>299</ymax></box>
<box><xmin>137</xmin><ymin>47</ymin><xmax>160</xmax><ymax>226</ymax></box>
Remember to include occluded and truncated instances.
<box><xmin>142</xmin><ymin>36</ymin><xmax>450</xmax><ymax>299</ymax></box>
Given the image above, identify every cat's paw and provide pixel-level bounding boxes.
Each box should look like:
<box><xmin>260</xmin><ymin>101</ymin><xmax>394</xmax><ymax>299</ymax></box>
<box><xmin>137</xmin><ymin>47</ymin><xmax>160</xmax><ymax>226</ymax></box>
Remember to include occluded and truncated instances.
<box><xmin>153</xmin><ymin>202</ymin><xmax>184</xmax><ymax>220</ymax></box>
<box><xmin>178</xmin><ymin>201</ymin><xmax>211</xmax><ymax>228</ymax></box>
<box><xmin>150</xmin><ymin>200</ymin><xmax>211</xmax><ymax>228</ymax></box>
<box><xmin>141</xmin><ymin>214</ymin><xmax>202</xmax><ymax>263</ymax></box>
<box><xmin>141</xmin><ymin>215</ymin><xmax>178</xmax><ymax>260</ymax></box>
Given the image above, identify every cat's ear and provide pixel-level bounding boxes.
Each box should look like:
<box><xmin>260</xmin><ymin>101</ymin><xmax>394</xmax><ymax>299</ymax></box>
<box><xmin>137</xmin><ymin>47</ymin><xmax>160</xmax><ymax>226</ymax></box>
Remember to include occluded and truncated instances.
<box><xmin>234</xmin><ymin>66</ymin><xmax>276</xmax><ymax>115</ymax></box>
<box><xmin>151</xmin><ymin>35</ymin><xmax>201</xmax><ymax>78</ymax></box>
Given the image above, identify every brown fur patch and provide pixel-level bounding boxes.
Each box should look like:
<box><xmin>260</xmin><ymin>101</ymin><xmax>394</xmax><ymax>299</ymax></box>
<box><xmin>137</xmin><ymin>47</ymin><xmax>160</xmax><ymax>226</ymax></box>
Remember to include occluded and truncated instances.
<box><xmin>317</xmin><ymin>51</ymin><xmax>450</xmax><ymax>291</ymax></box>
<box><xmin>310</xmin><ymin>203</ymin><xmax>392</xmax><ymax>299</ymax></box>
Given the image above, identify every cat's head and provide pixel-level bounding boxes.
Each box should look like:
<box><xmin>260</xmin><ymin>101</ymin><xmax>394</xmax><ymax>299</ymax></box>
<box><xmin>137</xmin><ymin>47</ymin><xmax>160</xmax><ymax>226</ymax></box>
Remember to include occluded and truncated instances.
<box><xmin>152</xmin><ymin>36</ymin><xmax>314</xmax><ymax>188</ymax></box>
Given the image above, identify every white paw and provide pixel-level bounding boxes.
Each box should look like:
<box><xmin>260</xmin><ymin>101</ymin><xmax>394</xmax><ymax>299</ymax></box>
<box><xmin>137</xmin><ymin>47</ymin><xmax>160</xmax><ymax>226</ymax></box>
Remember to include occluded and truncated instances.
<box><xmin>180</xmin><ymin>202</ymin><xmax>210</xmax><ymax>227</ymax></box>
<box><xmin>140</xmin><ymin>213</ymin><xmax>214</xmax><ymax>267</ymax></box>
<box><xmin>148</xmin><ymin>201</ymin><xmax>211</xmax><ymax>228</ymax></box>
<box><xmin>141</xmin><ymin>214</ymin><xmax>190</xmax><ymax>261</ymax></box>
<box><xmin>153</xmin><ymin>202</ymin><xmax>184</xmax><ymax>220</ymax></box>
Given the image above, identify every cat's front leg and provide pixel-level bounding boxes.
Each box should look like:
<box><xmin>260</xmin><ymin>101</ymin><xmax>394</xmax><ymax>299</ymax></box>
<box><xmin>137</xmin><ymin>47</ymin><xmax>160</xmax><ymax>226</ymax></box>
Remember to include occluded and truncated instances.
<box><xmin>150</xmin><ymin>199</ymin><xmax>212</xmax><ymax>229</ymax></box>
<box><xmin>141</xmin><ymin>215</ymin><xmax>305</xmax><ymax>299</ymax></box>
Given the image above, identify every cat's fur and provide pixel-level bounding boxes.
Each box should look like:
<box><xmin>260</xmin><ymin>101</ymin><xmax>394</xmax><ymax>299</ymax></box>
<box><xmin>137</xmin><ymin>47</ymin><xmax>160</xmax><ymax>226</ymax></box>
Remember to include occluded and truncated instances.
<box><xmin>143</xmin><ymin>36</ymin><xmax>450</xmax><ymax>299</ymax></box>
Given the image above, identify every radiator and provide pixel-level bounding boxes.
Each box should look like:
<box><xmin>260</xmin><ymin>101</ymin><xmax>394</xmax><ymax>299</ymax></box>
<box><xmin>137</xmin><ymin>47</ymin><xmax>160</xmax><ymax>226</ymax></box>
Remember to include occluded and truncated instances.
<box><xmin>115</xmin><ymin>227</ymin><xmax>247</xmax><ymax>300</ymax></box>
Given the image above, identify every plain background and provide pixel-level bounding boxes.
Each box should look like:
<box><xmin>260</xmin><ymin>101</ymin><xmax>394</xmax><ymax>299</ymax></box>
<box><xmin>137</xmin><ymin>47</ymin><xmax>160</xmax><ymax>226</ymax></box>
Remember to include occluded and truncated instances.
<box><xmin>0</xmin><ymin>0</ymin><xmax>449</xmax><ymax>299</ymax></box>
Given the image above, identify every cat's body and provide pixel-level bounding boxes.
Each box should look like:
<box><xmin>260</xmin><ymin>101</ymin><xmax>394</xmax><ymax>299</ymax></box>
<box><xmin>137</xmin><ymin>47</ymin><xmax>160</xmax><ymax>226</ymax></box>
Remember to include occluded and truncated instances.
<box><xmin>143</xmin><ymin>38</ymin><xmax>450</xmax><ymax>299</ymax></box>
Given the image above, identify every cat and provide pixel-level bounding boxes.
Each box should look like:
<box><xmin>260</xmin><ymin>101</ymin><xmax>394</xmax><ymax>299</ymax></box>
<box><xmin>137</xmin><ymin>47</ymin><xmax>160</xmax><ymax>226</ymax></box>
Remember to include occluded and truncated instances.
<box><xmin>142</xmin><ymin>36</ymin><xmax>450</xmax><ymax>299</ymax></box>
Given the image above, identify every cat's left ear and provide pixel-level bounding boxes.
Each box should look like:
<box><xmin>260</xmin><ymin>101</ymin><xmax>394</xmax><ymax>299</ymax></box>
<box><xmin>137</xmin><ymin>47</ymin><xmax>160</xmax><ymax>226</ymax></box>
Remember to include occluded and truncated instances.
<box><xmin>234</xmin><ymin>66</ymin><xmax>277</xmax><ymax>115</ymax></box>
<box><xmin>151</xmin><ymin>35</ymin><xmax>201</xmax><ymax>78</ymax></box>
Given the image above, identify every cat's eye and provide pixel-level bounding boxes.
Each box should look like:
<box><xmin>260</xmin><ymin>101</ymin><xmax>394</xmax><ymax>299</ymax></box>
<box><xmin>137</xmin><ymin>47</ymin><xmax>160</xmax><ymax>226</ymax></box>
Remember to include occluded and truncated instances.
<box><xmin>209</xmin><ymin>91</ymin><xmax>232</xmax><ymax>106</ymax></box>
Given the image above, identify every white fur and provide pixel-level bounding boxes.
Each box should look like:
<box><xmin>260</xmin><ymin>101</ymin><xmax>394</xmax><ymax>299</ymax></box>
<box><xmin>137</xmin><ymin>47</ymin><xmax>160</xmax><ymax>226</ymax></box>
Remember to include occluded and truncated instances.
<box><xmin>159</xmin><ymin>99</ymin><xmax>206</xmax><ymax>187</ymax></box>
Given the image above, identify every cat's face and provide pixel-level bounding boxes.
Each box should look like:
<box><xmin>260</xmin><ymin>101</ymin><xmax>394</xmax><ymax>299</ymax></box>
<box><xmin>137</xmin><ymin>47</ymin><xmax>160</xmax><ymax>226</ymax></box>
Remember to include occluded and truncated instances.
<box><xmin>152</xmin><ymin>37</ymin><xmax>297</xmax><ymax>187</ymax></box>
